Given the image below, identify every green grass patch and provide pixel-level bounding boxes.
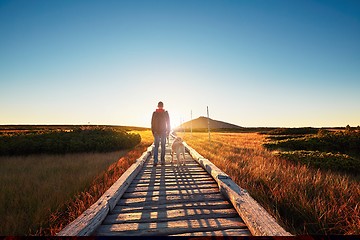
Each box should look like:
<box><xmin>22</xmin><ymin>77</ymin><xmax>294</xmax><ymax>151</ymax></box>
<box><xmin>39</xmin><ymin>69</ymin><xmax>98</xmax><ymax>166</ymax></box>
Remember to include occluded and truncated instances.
<box><xmin>264</xmin><ymin>131</ymin><xmax>360</xmax><ymax>156</ymax></box>
<box><xmin>275</xmin><ymin>150</ymin><xmax>360</xmax><ymax>174</ymax></box>
<box><xmin>264</xmin><ymin>130</ymin><xmax>360</xmax><ymax>175</ymax></box>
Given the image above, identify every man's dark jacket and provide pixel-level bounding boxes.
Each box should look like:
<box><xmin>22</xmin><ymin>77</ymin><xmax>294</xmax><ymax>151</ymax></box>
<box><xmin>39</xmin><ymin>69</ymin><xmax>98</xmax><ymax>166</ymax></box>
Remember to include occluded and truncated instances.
<box><xmin>151</xmin><ymin>109</ymin><xmax>170</xmax><ymax>135</ymax></box>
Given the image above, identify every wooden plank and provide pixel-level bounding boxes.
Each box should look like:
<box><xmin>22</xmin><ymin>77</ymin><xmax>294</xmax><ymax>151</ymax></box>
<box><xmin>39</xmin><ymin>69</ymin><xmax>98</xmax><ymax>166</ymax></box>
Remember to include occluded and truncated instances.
<box><xmin>129</xmin><ymin>178</ymin><xmax>217</xmax><ymax>188</ymax></box>
<box><xmin>134</xmin><ymin>174</ymin><xmax>209</xmax><ymax>181</ymax></box>
<box><xmin>143</xmin><ymin>164</ymin><xmax>200</xmax><ymax>169</ymax></box>
<box><xmin>136</xmin><ymin>173</ymin><xmax>209</xmax><ymax>180</ymax></box>
<box><xmin>131</xmin><ymin>176</ymin><xmax>214</xmax><ymax>184</ymax></box>
<box><xmin>126</xmin><ymin>183</ymin><xmax>218</xmax><ymax>192</ymax></box>
<box><xmin>137</xmin><ymin>173</ymin><xmax>210</xmax><ymax>178</ymax></box>
<box><xmin>129</xmin><ymin>179</ymin><xmax>215</xmax><ymax>187</ymax></box>
<box><xmin>134</xmin><ymin>175</ymin><xmax>210</xmax><ymax>181</ymax></box>
<box><xmin>141</xmin><ymin>166</ymin><xmax>204</xmax><ymax>172</ymax></box>
<box><xmin>134</xmin><ymin>173</ymin><xmax>209</xmax><ymax>180</ymax></box>
<box><xmin>171</xmin><ymin>228</ymin><xmax>251</xmax><ymax>236</ymax></box>
<box><xmin>103</xmin><ymin>208</ymin><xmax>239</xmax><ymax>224</ymax></box>
<box><xmin>142</xmin><ymin>163</ymin><xmax>202</xmax><ymax>168</ymax></box>
<box><xmin>112</xmin><ymin>200</ymin><xmax>233</xmax><ymax>213</ymax></box>
<box><xmin>122</xmin><ymin>187</ymin><xmax>220</xmax><ymax>198</ymax></box>
<box><xmin>95</xmin><ymin>217</ymin><xmax>248</xmax><ymax>236</ymax></box>
<box><xmin>116</xmin><ymin>193</ymin><xmax>225</xmax><ymax>206</ymax></box>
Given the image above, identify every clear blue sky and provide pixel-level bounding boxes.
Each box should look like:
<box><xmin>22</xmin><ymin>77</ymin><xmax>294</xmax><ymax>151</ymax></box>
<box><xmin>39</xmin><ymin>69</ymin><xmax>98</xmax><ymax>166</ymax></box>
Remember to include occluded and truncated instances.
<box><xmin>1</xmin><ymin>0</ymin><xmax>359</xmax><ymax>128</ymax></box>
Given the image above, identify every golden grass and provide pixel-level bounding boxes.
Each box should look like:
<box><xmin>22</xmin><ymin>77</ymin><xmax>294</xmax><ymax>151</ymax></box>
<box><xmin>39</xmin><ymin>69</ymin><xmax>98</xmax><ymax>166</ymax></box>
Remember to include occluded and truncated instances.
<box><xmin>177</xmin><ymin>132</ymin><xmax>360</xmax><ymax>235</ymax></box>
<box><xmin>0</xmin><ymin>130</ymin><xmax>154</xmax><ymax>236</ymax></box>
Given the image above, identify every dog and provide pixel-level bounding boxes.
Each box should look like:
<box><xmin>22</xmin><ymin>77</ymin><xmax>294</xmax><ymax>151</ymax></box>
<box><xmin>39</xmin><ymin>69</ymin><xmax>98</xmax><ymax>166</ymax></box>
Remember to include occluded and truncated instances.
<box><xmin>171</xmin><ymin>137</ymin><xmax>186</xmax><ymax>167</ymax></box>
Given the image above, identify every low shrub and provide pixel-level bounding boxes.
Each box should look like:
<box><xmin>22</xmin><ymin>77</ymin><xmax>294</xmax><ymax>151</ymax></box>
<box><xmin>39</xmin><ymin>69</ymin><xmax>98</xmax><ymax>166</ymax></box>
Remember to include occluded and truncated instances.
<box><xmin>264</xmin><ymin>131</ymin><xmax>360</xmax><ymax>157</ymax></box>
<box><xmin>267</xmin><ymin>127</ymin><xmax>319</xmax><ymax>135</ymax></box>
<box><xmin>275</xmin><ymin>150</ymin><xmax>360</xmax><ymax>175</ymax></box>
<box><xmin>0</xmin><ymin>128</ymin><xmax>141</xmax><ymax>156</ymax></box>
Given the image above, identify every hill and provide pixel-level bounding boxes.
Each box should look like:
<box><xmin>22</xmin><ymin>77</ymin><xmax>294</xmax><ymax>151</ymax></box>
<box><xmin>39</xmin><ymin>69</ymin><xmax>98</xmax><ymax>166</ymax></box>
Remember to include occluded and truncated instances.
<box><xmin>174</xmin><ymin>116</ymin><xmax>243</xmax><ymax>132</ymax></box>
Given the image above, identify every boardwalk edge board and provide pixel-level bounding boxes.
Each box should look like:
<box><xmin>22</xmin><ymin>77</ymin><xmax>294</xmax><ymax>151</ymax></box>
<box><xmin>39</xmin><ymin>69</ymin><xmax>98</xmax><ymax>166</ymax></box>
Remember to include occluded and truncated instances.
<box><xmin>56</xmin><ymin>145</ymin><xmax>154</xmax><ymax>236</ymax></box>
<box><xmin>183</xmin><ymin>141</ymin><xmax>292</xmax><ymax>236</ymax></box>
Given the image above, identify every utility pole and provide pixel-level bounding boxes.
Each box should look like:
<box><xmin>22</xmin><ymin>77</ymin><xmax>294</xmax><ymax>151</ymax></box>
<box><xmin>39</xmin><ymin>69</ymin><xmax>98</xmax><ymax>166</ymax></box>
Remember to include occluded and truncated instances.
<box><xmin>182</xmin><ymin>117</ymin><xmax>185</xmax><ymax>134</ymax></box>
<box><xmin>207</xmin><ymin>106</ymin><xmax>211</xmax><ymax>143</ymax></box>
<box><xmin>190</xmin><ymin>110</ymin><xmax>193</xmax><ymax>137</ymax></box>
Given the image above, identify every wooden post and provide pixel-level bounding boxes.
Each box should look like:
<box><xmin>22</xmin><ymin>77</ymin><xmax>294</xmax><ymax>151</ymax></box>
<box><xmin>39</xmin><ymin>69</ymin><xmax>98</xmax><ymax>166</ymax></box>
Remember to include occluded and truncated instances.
<box><xmin>207</xmin><ymin>106</ymin><xmax>211</xmax><ymax>143</ymax></box>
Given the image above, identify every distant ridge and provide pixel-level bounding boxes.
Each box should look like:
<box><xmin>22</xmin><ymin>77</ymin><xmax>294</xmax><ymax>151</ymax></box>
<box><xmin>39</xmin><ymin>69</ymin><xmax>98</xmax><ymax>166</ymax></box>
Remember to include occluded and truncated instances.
<box><xmin>175</xmin><ymin>116</ymin><xmax>243</xmax><ymax>131</ymax></box>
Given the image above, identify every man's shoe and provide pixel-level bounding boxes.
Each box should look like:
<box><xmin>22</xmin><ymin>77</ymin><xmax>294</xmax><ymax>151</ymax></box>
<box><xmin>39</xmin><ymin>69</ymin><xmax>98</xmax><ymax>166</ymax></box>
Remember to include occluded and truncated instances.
<box><xmin>154</xmin><ymin>163</ymin><xmax>157</xmax><ymax>167</ymax></box>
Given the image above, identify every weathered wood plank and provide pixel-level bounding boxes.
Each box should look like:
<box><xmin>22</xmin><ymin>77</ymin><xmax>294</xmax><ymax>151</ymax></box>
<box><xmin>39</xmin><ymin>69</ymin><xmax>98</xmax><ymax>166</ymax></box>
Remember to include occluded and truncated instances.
<box><xmin>95</xmin><ymin>217</ymin><xmax>248</xmax><ymax>236</ymax></box>
<box><xmin>171</xmin><ymin>228</ymin><xmax>252</xmax><ymax>236</ymax></box>
<box><xmin>134</xmin><ymin>173</ymin><xmax>209</xmax><ymax>180</ymax></box>
<box><xmin>112</xmin><ymin>200</ymin><xmax>233</xmax><ymax>213</ymax></box>
<box><xmin>133</xmin><ymin>177</ymin><xmax>211</xmax><ymax>183</ymax></box>
<box><xmin>136</xmin><ymin>173</ymin><xmax>209</xmax><ymax>178</ymax></box>
<box><xmin>116</xmin><ymin>193</ymin><xmax>225</xmax><ymax>206</ymax></box>
<box><xmin>143</xmin><ymin>164</ymin><xmax>200</xmax><ymax>169</ymax></box>
<box><xmin>129</xmin><ymin>179</ymin><xmax>215</xmax><ymax>187</ymax></box>
<box><xmin>122</xmin><ymin>187</ymin><xmax>220</xmax><ymax>198</ymax></box>
<box><xmin>103</xmin><ymin>208</ymin><xmax>239</xmax><ymax>224</ymax></box>
<box><xmin>131</xmin><ymin>177</ymin><xmax>214</xmax><ymax>184</ymax></box>
<box><xmin>141</xmin><ymin>166</ymin><xmax>204</xmax><ymax>172</ymax></box>
<box><xmin>126</xmin><ymin>183</ymin><xmax>218</xmax><ymax>192</ymax></box>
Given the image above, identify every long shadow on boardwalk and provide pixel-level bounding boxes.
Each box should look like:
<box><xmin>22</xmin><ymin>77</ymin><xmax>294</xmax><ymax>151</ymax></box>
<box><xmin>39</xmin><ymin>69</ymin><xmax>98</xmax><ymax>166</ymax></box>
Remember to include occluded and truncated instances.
<box><xmin>94</xmin><ymin>143</ymin><xmax>251</xmax><ymax>236</ymax></box>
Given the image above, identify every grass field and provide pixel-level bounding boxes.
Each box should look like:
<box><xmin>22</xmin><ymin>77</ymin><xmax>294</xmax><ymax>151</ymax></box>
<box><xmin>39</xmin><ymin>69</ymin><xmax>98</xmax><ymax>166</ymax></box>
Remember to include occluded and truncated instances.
<box><xmin>177</xmin><ymin>131</ymin><xmax>360</xmax><ymax>235</ymax></box>
<box><xmin>0</xmin><ymin>129</ymin><xmax>153</xmax><ymax>236</ymax></box>
<box><xmin>2</xmin><ymin>126</ymin><xmax>358</xmax><ymax>235</ymax></box>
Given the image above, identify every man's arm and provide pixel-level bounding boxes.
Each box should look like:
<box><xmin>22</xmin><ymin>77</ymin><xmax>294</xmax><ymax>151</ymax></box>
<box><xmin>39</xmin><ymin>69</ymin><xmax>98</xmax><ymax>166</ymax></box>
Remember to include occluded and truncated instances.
<box><xmin>151</xmin><ymin>112</ymin><xmax>155</xmax><ymax>135</ymax></box>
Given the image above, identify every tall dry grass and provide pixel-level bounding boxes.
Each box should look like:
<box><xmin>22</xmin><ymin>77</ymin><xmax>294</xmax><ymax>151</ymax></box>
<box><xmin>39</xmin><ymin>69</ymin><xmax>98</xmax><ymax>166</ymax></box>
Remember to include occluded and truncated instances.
<box><xmin>0</xmin><ymin>130</ymin><xmax>154</xmax><ymax>236</ymax></box>
<box><xmin>177</xmin><ymin>132</ymin><xmax>360</xmax><ymax>235</ymax></box>
<box><xmin>44</xmin><ymin>130</ymin><xmax>154</xmax><ymax>235</ymax></box>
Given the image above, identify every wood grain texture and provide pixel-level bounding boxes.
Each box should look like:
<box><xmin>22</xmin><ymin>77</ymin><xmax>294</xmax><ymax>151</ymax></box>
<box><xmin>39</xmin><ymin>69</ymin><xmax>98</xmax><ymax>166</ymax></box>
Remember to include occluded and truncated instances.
<box><xmin>95</xmin><ymin>217</ymin><xmax>248</xmax><ymax>236</ymax></box>
<box><xmin>103</xmin><ymin>208</ymin><xmax>239</xmax><ymax>224</ymax></box>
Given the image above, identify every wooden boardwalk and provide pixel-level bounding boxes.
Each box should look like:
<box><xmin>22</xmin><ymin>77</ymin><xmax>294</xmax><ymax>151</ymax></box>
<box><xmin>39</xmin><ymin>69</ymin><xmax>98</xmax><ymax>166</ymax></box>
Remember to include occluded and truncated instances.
<box><xmin>58</xmin><ymin>136</ymin><xmax>291</xmax><ymax>237</ymax></box>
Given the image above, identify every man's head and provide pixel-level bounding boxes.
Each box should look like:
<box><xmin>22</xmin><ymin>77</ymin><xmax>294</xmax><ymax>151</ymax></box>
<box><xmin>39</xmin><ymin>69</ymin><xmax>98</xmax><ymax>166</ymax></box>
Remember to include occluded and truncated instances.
<box><xmin>157</xmin><ymin>101</ymin><xmax>164</xmax><ymax>109</ymax></box>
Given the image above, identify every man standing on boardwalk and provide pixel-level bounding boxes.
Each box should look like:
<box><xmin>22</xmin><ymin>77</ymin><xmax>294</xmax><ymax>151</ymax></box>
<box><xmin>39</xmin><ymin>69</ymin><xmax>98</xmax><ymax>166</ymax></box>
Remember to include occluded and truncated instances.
<box><xmin>151</xmin><ymin>101</ymin><xmax>170</xmax><ymax>166</ymax></box>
